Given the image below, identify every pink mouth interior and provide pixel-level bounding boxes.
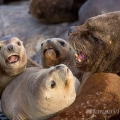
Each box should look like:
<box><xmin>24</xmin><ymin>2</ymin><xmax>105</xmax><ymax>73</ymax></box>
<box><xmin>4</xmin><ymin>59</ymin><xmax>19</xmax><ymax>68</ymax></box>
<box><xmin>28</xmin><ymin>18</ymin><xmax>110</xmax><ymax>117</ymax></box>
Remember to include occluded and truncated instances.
<box><xmin>75</xmin><ymin>52</ymin><xmax>85</xmax><ymax>62</ymax></box>
<box><xmin>6</xmin><ymin>55</ymin><xmax>19</xmax><ymax>64</ymax></box>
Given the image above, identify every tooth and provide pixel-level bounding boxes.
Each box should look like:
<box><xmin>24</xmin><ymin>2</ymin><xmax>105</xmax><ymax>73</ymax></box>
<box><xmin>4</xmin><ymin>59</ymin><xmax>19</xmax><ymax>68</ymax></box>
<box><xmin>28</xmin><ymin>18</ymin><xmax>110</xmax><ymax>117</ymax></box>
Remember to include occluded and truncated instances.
<box><xmin>78</xmin><ymin>59</ymin><xmax>81</xmax><ymax>62</ymax></box>
<box><xmin>75</xmin><ymin>53</ymin><xmax>78</xmax><ymax>57</ymax></box>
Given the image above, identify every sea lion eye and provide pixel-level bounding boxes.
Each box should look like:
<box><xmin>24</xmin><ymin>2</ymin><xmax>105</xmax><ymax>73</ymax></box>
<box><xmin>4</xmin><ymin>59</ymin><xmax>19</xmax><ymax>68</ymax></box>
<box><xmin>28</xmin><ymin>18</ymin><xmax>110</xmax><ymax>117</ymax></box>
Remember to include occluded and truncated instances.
<box><xmin>17</xmin><ymin>41</ymin><xmax>21</xmax><ymax>46</ymax></box>
<box><xmin>90</xmin><ymin>35</ymin><xmax>104</xmax><ymax>44</ymax></box>
<box><xmin>41</xmin><ymin>43</ymin><xmax>44</xmax><ymax>47</ymax></box>
<box><xmin>51</xmin><ymin>80</ymin><xmax>56</xmax><ymax>89</ymax></box>
<box><xmin>90</xmin><ymin>35</ymin><xmax>100</xmax><ymax>42</ymax></box>
<box><xmin>59</xmin><ymin>41</ymin><xmax>65</xmax><ymax>46</ymax></box>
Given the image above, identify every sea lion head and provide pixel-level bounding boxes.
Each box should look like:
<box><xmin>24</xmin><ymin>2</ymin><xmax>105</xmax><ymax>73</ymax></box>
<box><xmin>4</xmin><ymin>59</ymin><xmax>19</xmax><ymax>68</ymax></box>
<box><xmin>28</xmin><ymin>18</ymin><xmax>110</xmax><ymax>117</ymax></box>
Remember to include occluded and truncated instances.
<box><xmin>0</xmin><ymin>35</ymin><xmax>27</xmax><ymax>75</ymax></box>
<box><xmin>28</xmin><ymin>64</ymin><xmax>80</xmax><ymax>119</ymax></box>
<box><xmin>68</xmin><ymin>11</ymin><xmax>120</xmax><ymax>73</ymax></box>
<box><xmin>40</xmin><ymin>38</ymin><xmax>75</xmax><ymax>68</ymax></box>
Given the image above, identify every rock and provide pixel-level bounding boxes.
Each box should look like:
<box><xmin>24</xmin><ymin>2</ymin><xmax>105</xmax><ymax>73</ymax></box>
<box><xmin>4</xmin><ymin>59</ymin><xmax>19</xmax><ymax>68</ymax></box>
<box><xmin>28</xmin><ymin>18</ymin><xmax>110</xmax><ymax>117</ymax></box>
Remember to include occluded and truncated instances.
<box><xmin>0</xmin><ymin>1</ymin><xmax>79</xmax><ymax>62</ymax></box>
<box><xmin>78</xmin><ymin>0</ymin><xmax>120</xmax><ymax>24</ymax></box>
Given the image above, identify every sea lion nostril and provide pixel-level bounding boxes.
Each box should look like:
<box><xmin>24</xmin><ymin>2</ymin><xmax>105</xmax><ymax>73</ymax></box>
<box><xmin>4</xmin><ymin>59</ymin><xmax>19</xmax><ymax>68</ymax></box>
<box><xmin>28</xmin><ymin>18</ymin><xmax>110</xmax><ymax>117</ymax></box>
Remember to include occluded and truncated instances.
<box><xmin>68</xmin><ymin>27</ymin><xmax>76</xmax><ymax>36</ymax></box>
<box><xmin>7</xmin><ymin>45</ymin><xmax>13</xmax><ymax>51</ymax></box>
<box><xmin>59</xmin><ymin>41</ymin><xmax>65</xmax><ymax>46</ymax></box>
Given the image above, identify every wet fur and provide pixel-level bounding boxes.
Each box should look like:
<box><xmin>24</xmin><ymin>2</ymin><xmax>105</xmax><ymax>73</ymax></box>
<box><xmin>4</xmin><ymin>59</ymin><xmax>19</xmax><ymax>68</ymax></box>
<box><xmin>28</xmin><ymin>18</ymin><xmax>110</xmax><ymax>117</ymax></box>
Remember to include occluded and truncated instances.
<box><xmin>68</xmin><ymin>11</ymin><xmax>120</xmax><ymax>74</ymax></box>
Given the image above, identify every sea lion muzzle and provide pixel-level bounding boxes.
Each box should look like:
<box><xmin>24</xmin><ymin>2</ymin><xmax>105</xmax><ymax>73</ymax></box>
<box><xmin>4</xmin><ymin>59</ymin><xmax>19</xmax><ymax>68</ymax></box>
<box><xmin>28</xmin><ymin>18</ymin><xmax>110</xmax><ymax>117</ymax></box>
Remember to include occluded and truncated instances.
<box><xmin>7</xmin><ymin>44</ymin><xmax>14</xmax><ymax>52</ymax></box>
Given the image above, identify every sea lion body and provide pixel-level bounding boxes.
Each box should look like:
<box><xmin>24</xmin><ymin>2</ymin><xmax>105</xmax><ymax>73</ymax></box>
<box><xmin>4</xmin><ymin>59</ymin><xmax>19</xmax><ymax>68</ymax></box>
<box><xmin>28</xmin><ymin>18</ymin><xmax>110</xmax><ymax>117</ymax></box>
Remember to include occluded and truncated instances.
<box><xmin>68</xmin><ymin>11</ymin><xmax>120</xmax><ymax>74</ymax></box>
<box><xmin>29</xmin><ymin>0</ymin><xmax>87</xmax><ymax>23</ymax></box>
<box><xmin>49</xmin><ymin>73</ymin><xmax>120</xmax><ymax>120</ymax></box>
<box><xmin>0</xmin><ymin>35</ymin><xmax>40</xmax><ymax>98</ymax></box>
<box><xmin>78</xmin><ymin>0</ymin><xmax>120</xmax><ymax>24</ymax></box>
<box><xmin>2</xmin><ymin>64</ymin><xmax>80</xmax><ymax>120</ymax></box>
<box><xmin>40</xmin><ymin>38</ymin><xmax>82</xmax><ymax>80</ymax></box>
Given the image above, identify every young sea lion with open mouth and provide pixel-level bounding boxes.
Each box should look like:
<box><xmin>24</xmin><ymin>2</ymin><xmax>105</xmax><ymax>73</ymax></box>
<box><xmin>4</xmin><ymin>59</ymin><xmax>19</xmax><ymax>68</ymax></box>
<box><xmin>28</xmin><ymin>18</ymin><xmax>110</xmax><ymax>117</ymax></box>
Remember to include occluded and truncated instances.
<box><xmin>68</xmin><ymin>11</ymin><xmax>120</xmax><ymax>74</ymax></box>
<box><xmin>1</xmin><ymin>64</ymin><xmax>80</xmax><ymax>120</ymax></box>
<box><xmin>0</xmin><ymin>35</ymin><xmax>39</xmax><ymax>98</ymax></box>
<box><xmin>40</xmin><ymin>38</ymin><xmax>82</xmax><ymax>80</ymax></box>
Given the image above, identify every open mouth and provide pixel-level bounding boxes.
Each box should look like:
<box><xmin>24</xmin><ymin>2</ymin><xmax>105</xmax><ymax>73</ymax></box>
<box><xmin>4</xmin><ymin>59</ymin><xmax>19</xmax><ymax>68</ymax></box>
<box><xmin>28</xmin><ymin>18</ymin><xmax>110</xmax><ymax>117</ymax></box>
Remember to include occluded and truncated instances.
<box><xmin>75</xmin><ymin>51</ymin><xmax>86</xmax><ymax>63</ymax></box>
<box><xmin>43</xmin><ymin>48</ymin><xmax>60</xmax><ymax>59</ymax></box>
<box><xmin>6</xmin><ymin>55</ymin><xmax>19</xmax><ymax>64</ymax></box>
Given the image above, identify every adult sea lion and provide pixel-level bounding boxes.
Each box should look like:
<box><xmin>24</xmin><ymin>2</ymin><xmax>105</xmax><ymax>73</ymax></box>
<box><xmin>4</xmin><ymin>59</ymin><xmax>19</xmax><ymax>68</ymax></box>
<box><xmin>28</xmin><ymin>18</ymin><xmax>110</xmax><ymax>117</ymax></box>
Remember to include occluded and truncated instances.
<box><xmin>1</xmin><ymin>64</ymin><xmax>80</xmax><ymax>120</ymax></box>
<box><xmin>0</xmin><ymin>35</ymin><xmax>39</xmax><ymax>98</ymax></box>
<box><xmin>78</xmin><ymin>0</ymin><xmax>120</xmax><ymax>25</ymax></box>
<box><xmin>68</xmin><ymin>11</ymin><xmax>120</xmax><ymax>74</ymax></box>
<box><xmin>48</xmin><ymin>73</ymin><xmax>120</xmax><ymax>120</ymax></box>
<box><xmin>40</xmin><ymin>38</ymin><xmax>82</xmax><ymax>80</ymax></box>
<box><xmin>29</xmin><ymin>0</ymin><xmax>87</xmax><ymax>24</ymax></box>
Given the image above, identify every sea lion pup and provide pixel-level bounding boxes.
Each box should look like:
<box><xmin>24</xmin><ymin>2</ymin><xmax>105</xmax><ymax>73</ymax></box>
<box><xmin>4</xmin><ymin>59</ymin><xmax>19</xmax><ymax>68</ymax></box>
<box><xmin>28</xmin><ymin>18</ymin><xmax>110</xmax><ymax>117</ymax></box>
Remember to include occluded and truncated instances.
<box><xmin>40</xmin><ymin>38</ymin><xmax>82</xmax><ymax>80</ymax></box>
<box><xmin>78</xmin><ymin>0</ymin><xmax>120</xmax><ymax>25</ymax></box>
<box><xmin>29</xmin><ymin>0</ymin><xmax>87</xmax><ymax>24</ymax></box>
<box><xmin>48</xmin><ymin>73</ymin><xmax>120</xmax><ymax>120</ymax></box>
<box><xmin>0</xmin><ymin>35</ymin><xmax>39</xmax><ymax>98</ymax></box>
<box><xmin>68</xmin><ymin>11</ymin><xmax>120</xmax><ymax>74</ymax></box>
<box><xmin>0</xmin><ymin>35</ymin><xmax>27</xmax><ymax>98</ymax></box>
<box><xmin>1</xmin><ymin>64</ymin><xmax>80</xmax><ymax>120</ymax></box>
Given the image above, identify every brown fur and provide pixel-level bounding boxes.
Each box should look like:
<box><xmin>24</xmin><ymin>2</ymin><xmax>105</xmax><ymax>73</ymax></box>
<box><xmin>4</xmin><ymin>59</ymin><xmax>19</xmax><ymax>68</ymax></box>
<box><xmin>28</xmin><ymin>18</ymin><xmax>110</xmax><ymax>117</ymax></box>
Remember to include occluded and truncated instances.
<box><xmin>68</xmin><ymin>11</ymin><xmax>120</xmax><ymax>74</ymax></box>
<box><xmin>29</xmin><ymin>0</ymin><xmax>87</xmax><ymax>24</ymax></box>
<box><xmin>48</xmin><ymin>73</ymin><xmax>120</xmax><ymax>120</ymax></box>
<box><xmin>40</xmin><ymin>38</ymin><xmax>83</xmax><ymax>80</ymax></box>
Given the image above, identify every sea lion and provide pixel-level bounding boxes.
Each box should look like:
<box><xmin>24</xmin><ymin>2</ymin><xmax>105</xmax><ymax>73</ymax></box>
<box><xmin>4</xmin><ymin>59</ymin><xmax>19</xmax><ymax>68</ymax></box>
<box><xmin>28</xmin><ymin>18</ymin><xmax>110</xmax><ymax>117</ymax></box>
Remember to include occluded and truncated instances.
<box><xmin>48</xmin><ymin>73</ymin><xmax>120</xmax><ymax>120</ymax></box>
<box><xmin>1</xmin><ymin>64</ymin><xmax>80</xmax><ymax>120</ymax></box>
<box><xmin>0</xmin><ymin>35</ymin><xmax>39</xmax><ymax>98</ymax></box>
<box><xmin>68</xmin><ymin>11</ymin><xmax>120</xmax><ymax>74</ymax></box>
<box><xmin>29</xmin><ymin>0</ymin><xmax>87</xmax><ymax>24</ymax></box>
<box><xmin>78</xmin><ymin>0</ymin><xmax>120</xmax><ymax>25</ymax></box>
<box><xmin>0</xmin><ymin>35</ymin><xmax>27</xmax><ymax>98</ymax></box>
<box><xmin>40</xmin><ymin>38</ymin><xmax>82</xmax><ymax>80</ymax></box>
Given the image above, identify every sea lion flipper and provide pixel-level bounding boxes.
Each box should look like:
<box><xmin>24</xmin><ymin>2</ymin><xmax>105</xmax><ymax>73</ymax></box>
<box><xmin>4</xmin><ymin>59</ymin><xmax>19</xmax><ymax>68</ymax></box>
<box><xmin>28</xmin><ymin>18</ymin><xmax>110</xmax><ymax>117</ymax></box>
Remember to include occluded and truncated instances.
<box><xmin>27</xmin><ymin>58</ymin><xmax>40</xmax><ymax>67</ymax></box>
